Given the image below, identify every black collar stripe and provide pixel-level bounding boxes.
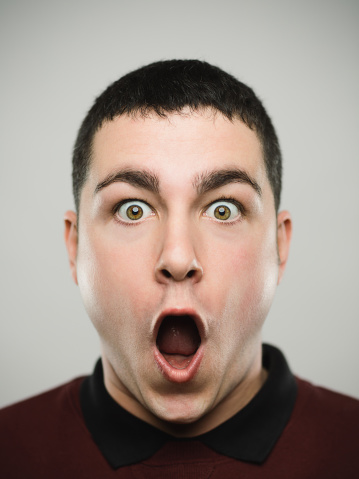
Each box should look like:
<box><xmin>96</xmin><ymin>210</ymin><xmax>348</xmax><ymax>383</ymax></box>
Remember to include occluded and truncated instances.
<box><xmin>80</xmin><ymin>344</ymin><xmax>297</xmax><ymax>468</ymax></box>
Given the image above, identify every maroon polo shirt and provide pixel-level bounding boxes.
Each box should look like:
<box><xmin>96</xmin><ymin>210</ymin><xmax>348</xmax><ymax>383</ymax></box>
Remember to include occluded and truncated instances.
<box><xmin>1</xmin><ymin>344</ymin><xmax>358</xmax><ymax>478</ymax></box>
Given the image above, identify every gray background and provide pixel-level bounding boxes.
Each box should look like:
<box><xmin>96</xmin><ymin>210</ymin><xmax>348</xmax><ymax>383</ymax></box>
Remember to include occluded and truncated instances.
<box><xmin>1</xmin><ymin>0</ymin><xmax>358</xmax><ymax>408</ymax></box>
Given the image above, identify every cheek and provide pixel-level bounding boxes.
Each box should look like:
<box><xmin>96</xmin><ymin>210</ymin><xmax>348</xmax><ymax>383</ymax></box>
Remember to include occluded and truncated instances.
<box><xmin>76</xmin><ymin>235</ymin><xmax>154</xmax><ymax>381</ymax></box>
<box><xmin>76</xmin><ymin>229</ymin><xmax>153</xmax><ymax>333</ymax></box>
<box><xmin>234</xmin><ymin>234</ymin><xmax>278</xmax><ymax>296</ymax></box>
<box><xmin>209</xmin><ymin>229</ymin><xmax>279</xmax><ymax>329</ymax></box>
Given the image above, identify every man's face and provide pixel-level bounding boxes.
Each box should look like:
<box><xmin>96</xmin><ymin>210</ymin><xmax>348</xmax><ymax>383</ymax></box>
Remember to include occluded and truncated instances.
<box><xmin>65</xmin><ymin>110</ymin><xmax>290</xmax><ymax>429</ymax></box>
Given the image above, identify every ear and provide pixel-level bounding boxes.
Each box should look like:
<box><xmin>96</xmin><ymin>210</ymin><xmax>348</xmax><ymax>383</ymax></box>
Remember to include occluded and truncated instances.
<box><xmin>64</xmin><ymin>210</ymin><xmax>78</xmax><ymax>285</ymax></box>
<box><xmin>277</xmin><ymin>210</ymin><xmax>292</xmax><ymax>285</ymax></box>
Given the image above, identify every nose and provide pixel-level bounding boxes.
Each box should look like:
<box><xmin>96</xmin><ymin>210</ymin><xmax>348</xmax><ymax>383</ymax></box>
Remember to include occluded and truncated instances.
<box><xmin>155</xmin><ymin>220</ymin><xmax>203</xmax><ymax>284</ymax></box>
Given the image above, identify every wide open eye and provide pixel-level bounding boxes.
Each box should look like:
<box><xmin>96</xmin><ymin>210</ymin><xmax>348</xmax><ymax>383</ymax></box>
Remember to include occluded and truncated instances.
<box><xmin>205</xmin><ymin>200</ymin><xmax>241</xmax><ymax>221</ymax></box>
<box><xmin>116</xmin><ymin>200</ymin><xmax>153</xmax><ymax>222</ymax></box>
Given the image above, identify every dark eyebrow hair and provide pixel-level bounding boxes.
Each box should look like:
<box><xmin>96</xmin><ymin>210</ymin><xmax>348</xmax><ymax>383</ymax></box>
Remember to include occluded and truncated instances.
<box><xmin>95</xmin><ymin>168</ymin><xmax>160</xmax><ymax>194</ymax></box>
<box><xmin>193</xmin><ymin>168</ymin><xmax>262</xmax><ymax>197</ymax></box>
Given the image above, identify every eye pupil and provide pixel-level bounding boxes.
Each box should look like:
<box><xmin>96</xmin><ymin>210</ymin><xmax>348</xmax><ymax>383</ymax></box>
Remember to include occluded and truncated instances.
<box><xmin>127</xmin><ymin>205</ymin><xmax>143</xmax><ymax>220</ymax></box>
<box><xmin>214</xmin><ymin>205</ymin><xmax>231</xmax><ymax>220</ymax></box>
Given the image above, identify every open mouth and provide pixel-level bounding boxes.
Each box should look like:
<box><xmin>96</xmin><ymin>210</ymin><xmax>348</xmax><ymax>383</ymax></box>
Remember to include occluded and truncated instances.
<box><xmin>156</xmin><ymin>314</ymin><xmax>201</xmax><ymax>370</ymax></box>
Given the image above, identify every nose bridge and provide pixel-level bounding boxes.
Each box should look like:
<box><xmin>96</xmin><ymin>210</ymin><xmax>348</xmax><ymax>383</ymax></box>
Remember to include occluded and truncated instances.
<box><xmin>155</xmin><ymin>213</ymin><xmax>203</xmax><ymax>283</ymax></box>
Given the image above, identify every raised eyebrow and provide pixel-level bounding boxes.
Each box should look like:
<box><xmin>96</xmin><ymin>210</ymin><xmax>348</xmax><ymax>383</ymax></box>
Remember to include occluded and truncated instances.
<box><xmin>193</xmin><ymin>168</ymin><xmax>262</xmax><ymax>197</ymax></box>
<box><xmin>95</xmin><ymin>168</ymin><xmax>160</xmax><ymax>194</ymax></box>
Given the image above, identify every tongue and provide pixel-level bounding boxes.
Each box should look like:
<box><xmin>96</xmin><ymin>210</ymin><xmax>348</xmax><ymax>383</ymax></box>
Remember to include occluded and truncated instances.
<box><xmin>157</xmin><ymin>316</ymin><xmax>200</xmax><ymax>368</ymax></box>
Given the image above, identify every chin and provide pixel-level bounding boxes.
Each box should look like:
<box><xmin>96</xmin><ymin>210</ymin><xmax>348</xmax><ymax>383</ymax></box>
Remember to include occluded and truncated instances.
<box><xmin>150</xmin><ymin>394</ymin><xmax>209</xmax><ymax>425</ymax></box>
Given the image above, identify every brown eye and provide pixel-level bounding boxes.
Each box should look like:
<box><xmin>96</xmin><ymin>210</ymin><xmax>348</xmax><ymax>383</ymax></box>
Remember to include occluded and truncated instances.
<box><xmin>214</xmin><ymin>205</ymin><xmax>231</xmax><ymax>220</ymax></box>
<box><xmin>126</xmin><ymin>205</ymin><xmax>143</xmax><ymax>220</ymax></box>
<box><xmin>117</xmin><ymin>201</ymin><xmax>153</xmax><ymax>222</ymax></box>
<box><xmin>205</xmin><ymin>201</ymin><xmax>240</xmax><ymax>221</ymax></box>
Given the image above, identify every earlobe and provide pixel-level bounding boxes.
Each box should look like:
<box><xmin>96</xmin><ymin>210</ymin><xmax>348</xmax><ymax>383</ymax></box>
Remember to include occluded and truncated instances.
<box><xmin>277</xmin><ymin>210</ymin><xmax>292</xmax><ymax>285</ymax></box>
<box><xmin>64</xmin><ymin>210</ymin><xmax>78</xmax><ymax>285</ymax></box>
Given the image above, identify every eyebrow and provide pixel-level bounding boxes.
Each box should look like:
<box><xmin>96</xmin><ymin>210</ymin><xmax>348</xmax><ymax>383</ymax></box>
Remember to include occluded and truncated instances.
<box><xmin>95</xmin><ymin>166</ymin><xmax>262</xmax><ymax>199</ymax></box>
<box><xmin>194</xmin><ymin>168</ymin><xmax>262</xmax><ymax>197</ymax></box>
<box><xmin>95</xmin><ymin>168</ymin><xmax>160</xmax><ymax>194</ymax></box>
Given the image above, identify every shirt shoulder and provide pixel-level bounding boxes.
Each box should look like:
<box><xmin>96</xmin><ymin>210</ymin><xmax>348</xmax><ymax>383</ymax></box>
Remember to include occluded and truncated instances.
<box><xmin>269</xmin><ymin>376</ymin><xmax>359</xmax><ymax>477</ymax></box>
<box><xmin>294</xmin><ymin>376</ymin><xmax>359</xmax><ymax>424</ymax></box>
<box><xmin>0</xmin><ymin>377</ymin><xmax>85</xmax><ymax>431</ymax></box>
<box><xmin>0</xmin><ymin>377</ymin><xmax>99</xmax><ymax>478</ymax></box>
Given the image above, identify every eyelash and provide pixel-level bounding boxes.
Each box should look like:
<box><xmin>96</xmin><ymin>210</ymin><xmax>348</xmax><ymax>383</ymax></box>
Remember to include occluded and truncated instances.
<box><xmin>112</xmin><ymin>196</ymin><xmax>245</xmax><ymax>225</ymax></box>
<box><xmin>203</xmin><ymin>196</ymin><xmax>246</xmax><ymax>224</ymax></box>
<box><xmin>112</xmin><ymin>198</ymin><xmax>151</xmax><ymax>214</ymax></box>
<box><xmin>112</xmin><ymin>198</ymin><xmax>154</xmax><ymax>226</ymax></box>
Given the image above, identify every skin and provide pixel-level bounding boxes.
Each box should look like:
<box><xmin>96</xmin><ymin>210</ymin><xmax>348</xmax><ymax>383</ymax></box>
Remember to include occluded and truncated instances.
<box><xmin>64</xmin><ymin>109</ymin><xmax>292</xmax><ymax>437</ymax></box>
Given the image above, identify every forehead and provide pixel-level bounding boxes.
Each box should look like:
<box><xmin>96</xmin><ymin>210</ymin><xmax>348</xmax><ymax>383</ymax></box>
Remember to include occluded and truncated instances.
<box><xmin>89</xmin><ymin>110</ymin><xmax>267</xmax><ymax>192</ymax></box>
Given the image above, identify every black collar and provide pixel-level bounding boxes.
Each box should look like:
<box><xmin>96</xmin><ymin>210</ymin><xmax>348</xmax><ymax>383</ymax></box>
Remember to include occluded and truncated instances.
<box><xmin>80</xmin><ymin>344</ymin><xmax>297</xmax><ymax>468</ymax></box>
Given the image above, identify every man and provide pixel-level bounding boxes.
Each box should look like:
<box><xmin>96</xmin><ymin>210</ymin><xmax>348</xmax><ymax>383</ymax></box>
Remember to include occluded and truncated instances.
<box><xmin>1</xmin><ymin>60</ymin><xmax>358</xmax><ymax>478</ymax></box>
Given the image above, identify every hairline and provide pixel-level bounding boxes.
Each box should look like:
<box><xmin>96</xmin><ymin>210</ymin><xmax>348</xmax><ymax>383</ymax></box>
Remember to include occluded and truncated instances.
<box><xmin>77</xmin><ymin>107</ymin><xmax>273</xmax><ymax>215</ymax></box>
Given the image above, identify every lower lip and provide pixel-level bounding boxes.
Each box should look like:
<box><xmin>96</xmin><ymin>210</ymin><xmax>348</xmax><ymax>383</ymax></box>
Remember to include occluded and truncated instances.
<box><xmin>154</xmin><ymin>346</ymin><xmax>204</xmax><ymax>383</ymax></box>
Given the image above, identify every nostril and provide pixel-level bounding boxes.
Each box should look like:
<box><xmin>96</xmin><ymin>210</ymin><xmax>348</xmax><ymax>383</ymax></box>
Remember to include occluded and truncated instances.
<box><xmin>160</xmin><ymin>269</ymin><xmax>196</xmax><ymax>280</ymax></box>
<box><xmin>162</xmin><ymin>269</ymin><xmax>172</xmax><ymax>278</ymax></box>
<box><xmin>156</xmin><ymin>262</ymin><xmax>203</xmax><ymax>283</ymax></box>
